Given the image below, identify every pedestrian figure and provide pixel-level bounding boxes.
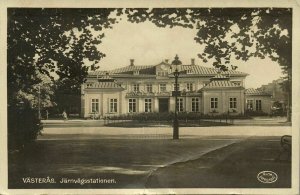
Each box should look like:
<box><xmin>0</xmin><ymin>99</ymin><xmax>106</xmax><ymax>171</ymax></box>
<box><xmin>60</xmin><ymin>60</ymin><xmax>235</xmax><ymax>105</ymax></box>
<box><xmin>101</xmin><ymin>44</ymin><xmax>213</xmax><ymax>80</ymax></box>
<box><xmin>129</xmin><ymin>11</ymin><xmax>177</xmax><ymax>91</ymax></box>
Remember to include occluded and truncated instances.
<box><xmin>45</xmin><ymin>110</ymin><xmax>49</xmax><ymax>120</ymax></box>
<box><xmin>62</xmin><ymin>110</ymin><xmax>68</xmax><ymax>121</ymax></box>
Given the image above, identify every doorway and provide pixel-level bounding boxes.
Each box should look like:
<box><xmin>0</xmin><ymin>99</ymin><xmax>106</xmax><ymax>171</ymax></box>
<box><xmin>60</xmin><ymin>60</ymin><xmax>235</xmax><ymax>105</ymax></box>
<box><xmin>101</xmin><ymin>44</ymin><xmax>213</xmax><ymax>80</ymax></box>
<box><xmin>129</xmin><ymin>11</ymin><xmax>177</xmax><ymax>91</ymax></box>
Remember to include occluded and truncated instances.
<box><xmin>159</xmin><ymin>98</ymin><xmax>169</xmax><ymax>113</ymax></box>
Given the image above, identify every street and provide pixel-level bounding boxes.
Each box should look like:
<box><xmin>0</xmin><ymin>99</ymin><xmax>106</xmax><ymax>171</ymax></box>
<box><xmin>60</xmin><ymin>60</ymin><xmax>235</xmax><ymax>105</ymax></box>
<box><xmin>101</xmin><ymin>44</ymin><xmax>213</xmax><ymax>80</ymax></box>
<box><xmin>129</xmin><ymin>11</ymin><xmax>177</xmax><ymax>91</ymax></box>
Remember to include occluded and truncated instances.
<box><xmin>8</xmin><ymin>120</ymin><xmax>292</xmax><ymax>188</ymax></box>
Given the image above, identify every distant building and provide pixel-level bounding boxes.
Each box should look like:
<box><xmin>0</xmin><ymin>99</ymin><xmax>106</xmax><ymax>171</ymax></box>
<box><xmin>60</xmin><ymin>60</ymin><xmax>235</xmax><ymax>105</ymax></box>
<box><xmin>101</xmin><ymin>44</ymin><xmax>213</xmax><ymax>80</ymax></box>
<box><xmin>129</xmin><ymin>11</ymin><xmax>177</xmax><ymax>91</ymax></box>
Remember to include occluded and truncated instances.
<box><xmin>258</xmin><ymin>79</ymin><xmax>288</xmax><ymax>110</ymax></box>
<box><xmin>255</xmin><ymin>79</ymin><xmax>288</xmax><ymax>115</ymax></box>
<box><xmin>81</xmin><ymin>57</ymin><xmax>273</xmax><ymax>118</ymax></box>
<box><xmin>245</xmin><ymin>88</ymin><xmax>272</xmax><ymax>114</ymax></box>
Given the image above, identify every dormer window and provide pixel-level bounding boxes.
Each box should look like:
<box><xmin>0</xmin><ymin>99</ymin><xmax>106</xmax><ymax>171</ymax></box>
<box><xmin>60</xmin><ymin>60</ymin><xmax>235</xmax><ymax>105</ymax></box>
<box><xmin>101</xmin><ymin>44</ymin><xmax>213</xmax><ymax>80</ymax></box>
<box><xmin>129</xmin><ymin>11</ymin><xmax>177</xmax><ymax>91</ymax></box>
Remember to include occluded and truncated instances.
<box><xmin>233</xmin><ymin>81</ymin><xmax>241</xmax><ymax>86</ymax></box>
<box><xmin>186</xmin><ymin>69</ymin><xmax>193</xmax><ymax>74</ymax></box>
<box><xmin>156</xmin><ymin>63</ymin><xmax>170</xmax><ymax>77</ymax></box>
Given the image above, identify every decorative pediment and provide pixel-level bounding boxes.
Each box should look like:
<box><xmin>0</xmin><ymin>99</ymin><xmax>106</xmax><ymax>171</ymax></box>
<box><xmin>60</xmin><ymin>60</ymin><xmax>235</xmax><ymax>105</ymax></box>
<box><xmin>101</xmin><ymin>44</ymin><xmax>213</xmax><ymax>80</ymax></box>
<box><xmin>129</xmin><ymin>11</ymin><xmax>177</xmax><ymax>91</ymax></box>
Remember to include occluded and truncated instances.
<box><xmin>155</xmin><ymin>61</ymin><xmax>171</xmax><ymax>71</ymax></box>
<box><xmin>155</xmin><ymin>61</ymin><xmax>171</xmax><ymax>77</ymax></box>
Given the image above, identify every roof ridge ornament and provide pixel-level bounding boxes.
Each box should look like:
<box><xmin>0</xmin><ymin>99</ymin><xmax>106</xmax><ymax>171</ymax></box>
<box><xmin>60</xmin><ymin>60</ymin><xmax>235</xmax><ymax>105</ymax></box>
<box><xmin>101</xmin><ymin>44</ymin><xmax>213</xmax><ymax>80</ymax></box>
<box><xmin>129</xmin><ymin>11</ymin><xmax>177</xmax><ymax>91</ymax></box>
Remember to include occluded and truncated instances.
<box><xmin>171</xmin><ymin>54</ymin><xmax>182</xmax><ymax>65</ymax></box>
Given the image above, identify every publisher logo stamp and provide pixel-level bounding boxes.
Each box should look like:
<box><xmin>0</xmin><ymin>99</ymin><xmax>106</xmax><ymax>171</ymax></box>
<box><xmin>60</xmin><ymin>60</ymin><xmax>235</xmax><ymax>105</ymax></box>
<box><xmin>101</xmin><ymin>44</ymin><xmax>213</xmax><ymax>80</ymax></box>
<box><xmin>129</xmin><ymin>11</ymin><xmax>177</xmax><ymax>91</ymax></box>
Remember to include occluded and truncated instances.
<box><xmin>257</xmin><ymin>171</ymin><xmax>278</xmax><ymax>183</ymax></box>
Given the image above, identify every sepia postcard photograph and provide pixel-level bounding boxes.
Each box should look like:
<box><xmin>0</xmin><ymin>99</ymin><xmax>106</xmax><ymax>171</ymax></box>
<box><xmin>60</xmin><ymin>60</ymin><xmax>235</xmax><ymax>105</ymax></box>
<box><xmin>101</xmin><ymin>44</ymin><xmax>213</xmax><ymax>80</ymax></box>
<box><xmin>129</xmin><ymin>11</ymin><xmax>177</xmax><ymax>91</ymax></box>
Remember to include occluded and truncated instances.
<box><xmin>0</xmin><ymin>0</ymin><xmax>299</xmax><ymax>194</ymax></box>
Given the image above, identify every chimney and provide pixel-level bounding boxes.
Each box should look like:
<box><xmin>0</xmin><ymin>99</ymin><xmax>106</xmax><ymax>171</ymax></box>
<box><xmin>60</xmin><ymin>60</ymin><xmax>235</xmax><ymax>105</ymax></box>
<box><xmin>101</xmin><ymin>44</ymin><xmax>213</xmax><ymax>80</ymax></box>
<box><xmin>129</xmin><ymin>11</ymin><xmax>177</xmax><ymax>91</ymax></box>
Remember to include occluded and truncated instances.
<box><xmin>165</xmin><ymin>59</ymin><xmax>169</xmax><ymax>63</ymax></box>
<box><xmin>191</xmin><ymin>58</ymin><xmax>195</xmax><ymax>65</ymax></box>
<box><xmin>130</xmin><ymin>59</ymin><xmax>134</xmax><ymax>66</ymax></box>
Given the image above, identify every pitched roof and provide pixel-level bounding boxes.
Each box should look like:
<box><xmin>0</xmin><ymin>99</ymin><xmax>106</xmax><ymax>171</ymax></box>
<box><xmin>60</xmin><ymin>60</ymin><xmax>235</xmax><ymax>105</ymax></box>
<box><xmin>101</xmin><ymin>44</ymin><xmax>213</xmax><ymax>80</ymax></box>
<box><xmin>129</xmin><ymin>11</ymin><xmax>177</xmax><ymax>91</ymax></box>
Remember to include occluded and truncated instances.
<box><xmin>211</xmin><ymin>74</ymin><xmax>230</xmax><ymax>80</ymax></box>
<box><xmin>245</xmin><ymin>88</ymin><xmax>271</xmax><ymax>96</ymax></box>
<box><xmin>89</xmin><ymin>63</ymin><xmax>248</xmax><ymax>77</ymax></box>
<box><xmin>97</xmin><ymin>73</ymin><xmax>115</xmax><ymax>81</ymax></box>
<box><xmin>90</xmin><ymin>65</ymin><xmax>155</xmax><ymax>76</ymax></box>
<box><xmin>177</xmin><ymin>65</ymin><xmax>247</xmax><ymax>76</ymax></box>
<box><xmin>86</xmin><ymin>82</ymin><xmax>123</xmax><ymax>89</ymax></box>
<box><xmin>203</xmin><ymin>80</ymin><xmax>242</xmax><ymax>89</ymax></box>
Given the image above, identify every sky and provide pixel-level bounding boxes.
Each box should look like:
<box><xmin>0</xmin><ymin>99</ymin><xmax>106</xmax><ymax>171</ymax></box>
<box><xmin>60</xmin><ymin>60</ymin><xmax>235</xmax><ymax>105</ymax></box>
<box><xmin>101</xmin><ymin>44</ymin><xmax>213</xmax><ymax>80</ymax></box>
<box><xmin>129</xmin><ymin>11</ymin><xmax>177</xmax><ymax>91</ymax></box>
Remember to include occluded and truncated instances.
<box><xmin>96</xmin><ymin>18</ymin><xmax>283</xmax><ymax>89</ymax></box>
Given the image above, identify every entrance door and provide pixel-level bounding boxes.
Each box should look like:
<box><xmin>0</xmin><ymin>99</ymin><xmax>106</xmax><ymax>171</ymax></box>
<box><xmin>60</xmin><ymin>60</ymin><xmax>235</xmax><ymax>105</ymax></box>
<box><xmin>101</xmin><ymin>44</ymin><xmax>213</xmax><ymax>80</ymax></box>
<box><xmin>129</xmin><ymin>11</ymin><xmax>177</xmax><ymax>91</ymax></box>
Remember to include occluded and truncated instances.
<box><xmin>159</xmin><ymin>98</ymin><xmax>169</xmax><ymax>113</ymax></box>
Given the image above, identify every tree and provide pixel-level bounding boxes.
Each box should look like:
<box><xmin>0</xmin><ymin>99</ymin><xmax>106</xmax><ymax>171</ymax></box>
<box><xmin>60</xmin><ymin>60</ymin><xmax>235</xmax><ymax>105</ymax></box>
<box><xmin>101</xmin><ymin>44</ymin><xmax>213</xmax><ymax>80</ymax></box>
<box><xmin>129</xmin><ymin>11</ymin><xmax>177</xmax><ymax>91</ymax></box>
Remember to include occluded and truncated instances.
<box><xmin>7</xmin><ymin>8</ymin><xmax>118</xmax><ymax>150</ymax></box>
<box><xmin>124</xmin><ymin>8</ymin><xmax>292</xmax><ymax>121</ymax></box>
<box><xmin>8</xmin><ymin>8</ymin><xmax>118</xmax><ymax>99</ymax></box>
<box><xmin>8</xmin><ymin>8</ymin><xmax>292</xmax><ymax>150</ymax></box>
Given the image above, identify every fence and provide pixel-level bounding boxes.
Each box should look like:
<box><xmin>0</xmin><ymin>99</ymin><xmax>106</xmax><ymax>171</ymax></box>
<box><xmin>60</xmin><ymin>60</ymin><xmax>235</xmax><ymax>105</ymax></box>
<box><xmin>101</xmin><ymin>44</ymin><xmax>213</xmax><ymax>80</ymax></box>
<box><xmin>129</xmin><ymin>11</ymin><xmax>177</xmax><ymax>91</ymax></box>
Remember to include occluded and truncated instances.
<box><xmin>103</xmin><ymin>112</ymin><xmax>236</xmax><ymax>127</ymax></box>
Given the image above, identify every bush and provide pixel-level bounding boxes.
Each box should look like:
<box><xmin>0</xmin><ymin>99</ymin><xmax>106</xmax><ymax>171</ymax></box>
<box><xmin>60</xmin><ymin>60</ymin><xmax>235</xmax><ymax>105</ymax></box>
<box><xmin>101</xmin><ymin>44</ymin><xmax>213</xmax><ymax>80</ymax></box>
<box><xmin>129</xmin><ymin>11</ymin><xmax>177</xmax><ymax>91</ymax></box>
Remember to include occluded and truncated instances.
<box><xmin>8</xmin><ymin>104</ymin><xmax>43</xmax><ymax>151</ymax></box>
<box><xmin>105</xmin><ymin>112</ymin><xmax>252</xmax><ymax>121</ymax></box>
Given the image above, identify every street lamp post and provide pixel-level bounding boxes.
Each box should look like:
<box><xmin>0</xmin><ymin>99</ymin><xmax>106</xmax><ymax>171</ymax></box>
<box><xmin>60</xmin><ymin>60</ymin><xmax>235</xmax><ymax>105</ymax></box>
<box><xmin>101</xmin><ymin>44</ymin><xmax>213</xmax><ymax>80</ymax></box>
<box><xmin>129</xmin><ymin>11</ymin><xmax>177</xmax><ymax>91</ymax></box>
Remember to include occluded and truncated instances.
<box><xmin>38</xmin><ymin>85</ymin><xmax>41</xmax><ymax>120</ymax></box>
<box><xmin>173</xmin><ymin>66</ymin><xmax>180</xmax><ymax>140</ymax></box>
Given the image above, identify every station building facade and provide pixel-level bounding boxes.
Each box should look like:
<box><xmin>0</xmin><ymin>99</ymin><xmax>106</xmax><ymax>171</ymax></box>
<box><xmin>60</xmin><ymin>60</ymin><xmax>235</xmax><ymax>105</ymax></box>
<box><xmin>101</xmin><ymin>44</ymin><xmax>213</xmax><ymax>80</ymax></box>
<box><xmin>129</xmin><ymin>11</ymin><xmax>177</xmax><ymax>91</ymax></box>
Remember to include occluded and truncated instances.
<box><xmin>81</xmin><ymin>59</ymin><xmax>272</xmax><ymax>118</ymax></box>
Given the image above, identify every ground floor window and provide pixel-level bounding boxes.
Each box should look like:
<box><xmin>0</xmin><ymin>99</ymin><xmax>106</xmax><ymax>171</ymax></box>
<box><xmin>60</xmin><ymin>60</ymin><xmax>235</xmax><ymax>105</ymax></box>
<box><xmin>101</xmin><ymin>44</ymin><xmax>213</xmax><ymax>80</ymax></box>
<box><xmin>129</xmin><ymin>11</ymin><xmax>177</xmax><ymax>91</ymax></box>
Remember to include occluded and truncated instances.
<box><xmin>110</xmin><ymin>99</ymin><xmax>118</xmax><ymax>113</ymax></box>
<box><xmin>91</xmin><ymin>99</ymin><xmax>99</xmax><ymax>113</ymax></box>
<box><xmin>229</xmin><ymin>97</ymin><xmax>237</xmax><ymax>109</ymax></box>
<box><xmin>191</xmin><ymin>98</ymin><xmax>199</xmax><ymax>112</ymax></box>
<box><xmin>145</xmin><ymin>98</ymin><xmax>152</xmax><ymax>112</ymax></box>
<box><xmin>210</xmin><ymin>97</ymin><xmax>218</xmax><ymax>109</ymax></box>
<box><xmin>247</xmin><ymin>100</ymin><xmax>254</xmax><ymax>110</ymax></box>
<box><xmin>256</xmin><ymin>99</ymin><xmax>262</xmax><ymax>111</ymax></box>
<box><xmin>177</xmin><ymin>98</ymin><xmax>184</xmax><ymax>112</ymax></box>
<box><xmin>129</xmin><ymin>98</ymin><xmax>137</xmax><ymax>113</ymax></box>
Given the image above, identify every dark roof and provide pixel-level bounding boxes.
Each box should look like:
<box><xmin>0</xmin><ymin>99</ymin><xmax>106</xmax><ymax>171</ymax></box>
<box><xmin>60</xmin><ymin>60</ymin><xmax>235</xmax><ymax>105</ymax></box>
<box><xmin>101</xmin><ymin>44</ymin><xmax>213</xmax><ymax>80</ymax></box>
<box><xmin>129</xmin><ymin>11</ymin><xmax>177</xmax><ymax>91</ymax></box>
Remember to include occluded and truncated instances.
<box><xmin>89</xmin><ymin>62</ymin><xmax>248</xmax><ymax>77</ymax></box>
<box><xmin>203</xmin><ymin>80</ymin><xmax>243</xmax><ymax>89</ymax></box>
<box><xmin>245</xmin><ymin>88</ymin><xmax>271</xmax><ymax>96</ymax></box>
<box><xmin>90</xmin><ymin>65</ymin><xmax>155</xmax><ymax>76</ymax></box>
<box><xmin>86</xmin><ymin>82</ymin><xmax>123</xmax><ymax>89</ymax></box>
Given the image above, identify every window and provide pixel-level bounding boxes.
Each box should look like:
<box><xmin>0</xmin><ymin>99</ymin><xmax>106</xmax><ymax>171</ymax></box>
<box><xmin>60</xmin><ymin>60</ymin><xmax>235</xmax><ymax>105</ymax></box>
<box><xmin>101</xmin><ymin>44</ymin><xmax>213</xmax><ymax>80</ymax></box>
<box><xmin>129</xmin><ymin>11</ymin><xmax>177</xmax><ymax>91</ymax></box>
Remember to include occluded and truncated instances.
<box><xmin>177</xmin><ymin>98</ymin><xmax>184</xmax><ymax>112</ymax></box>
<box><xmin>129</xmin><ymin>98</ymin><xmax>137</xmax><ymax>113</ymax></box>
<box><xmin>256</xmin><ymin>100</ymin><xmax>262</xmax><ymax>111</ymax></box>
<box><xmin>229</xmin><ymin>97</ymin><xmax>237</xmax><ymax>109</ymax></box>
<box><xmin>173</xmin><ymin>83</ymin><xmax>180</xmax><ymax>91</ymax></box>
<box><xmin>211</xmin><ymin>98</ymin><xmax>218</xmax><ymax>109</ymax></box>
<box><xmin>160</xmin><ymin>84</ymin><xmax>167</xmax><ymax>92</ymax></box>
<box><xmin>146</xmin><ymin>84</ymin><xmax>153</xmax><ymax>93</ymax></box>
<box><xmin>133</xmin><ymin>84</ymin><xmax>139</xmax><ymax>92</ymax></box>
<box><xmin>187</xmin><ymin>83</ymin><xmax>193</xmax><ymax>91</ymax></box>
<box><xmin>145</xmin><ymin>98</ymin><xmax>152</xmax><ymax>112</ymax></box>
<box><xmin>157</xmin><ymin>71</ymin><xmax>168</xmax><ymax>77</ymax></box>
<box><xmin>192</xmin><ymin>98</ymin><xmax>199</xmax><ymax>112</ymax></box>
<box><xmin>110</xmin><ymin>99</ymin><xmax>118</xmax><ymax>113</ymax></box>
<box><xmin>233</xmin><ymin>82</ymin><xmax>241</xmax><ymax>86</ymax></box>
<box><xmin>247</xmin><ymin>100</ymin><xmax>254</xmax><ymax>110</ymax></box>
<box><xmin>91</xmin><ymin>99</ymin><xmax>99</xmax><ymax>113</ymax></box>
